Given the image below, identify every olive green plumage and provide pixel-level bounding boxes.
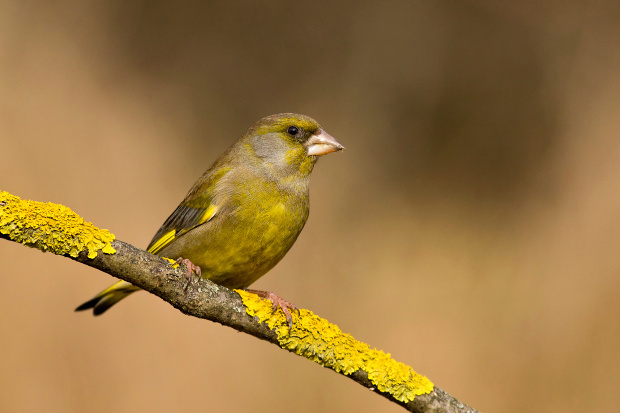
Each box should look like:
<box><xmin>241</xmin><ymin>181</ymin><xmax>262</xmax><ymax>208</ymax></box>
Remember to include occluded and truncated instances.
<box><xmin>76</xmin><ymin>113</ymin><xmax>343</xmax><ymax>315</ymax></box>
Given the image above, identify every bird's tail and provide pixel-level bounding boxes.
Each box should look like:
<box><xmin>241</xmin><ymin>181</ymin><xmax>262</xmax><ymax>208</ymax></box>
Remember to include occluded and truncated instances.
<box><xmin>74</xmin><ymin>280</ymin><xmax>140</xmax><ymax>315</ymax></box>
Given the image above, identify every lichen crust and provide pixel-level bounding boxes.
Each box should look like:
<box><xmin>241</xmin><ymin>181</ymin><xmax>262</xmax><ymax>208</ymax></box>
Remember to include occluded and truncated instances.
<box><xmin>237</xmin><ymin>289</ymin><xmax>434</xmax><ymax>402</ymax></box>
<box><xmin>0</xmin><ymin>191</ymin><xmax>116</xmax><ymax>259</ymax></box>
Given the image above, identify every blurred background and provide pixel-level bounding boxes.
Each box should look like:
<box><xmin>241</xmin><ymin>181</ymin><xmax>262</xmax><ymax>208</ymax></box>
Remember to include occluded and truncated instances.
<box><xmin>1</xmin><ymin>1</ymin><xmax>620</xmax><ymax>412</ymax></box>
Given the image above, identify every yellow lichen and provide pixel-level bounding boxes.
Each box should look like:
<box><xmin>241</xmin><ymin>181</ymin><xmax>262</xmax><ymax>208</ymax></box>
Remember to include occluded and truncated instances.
<box><xmin>0</xmin><ymin>191</ymin><xmax>116</xmax><ymax>259</ymax></box>
<box><xmin>237</xmin><ymin>289</ymin><xmax>434</xmax><ymax>402</ymax></box>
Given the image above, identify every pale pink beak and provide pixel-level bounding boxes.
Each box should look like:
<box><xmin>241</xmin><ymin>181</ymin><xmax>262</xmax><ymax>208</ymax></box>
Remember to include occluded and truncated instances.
<box><xmin>305</xmin><ymin>130</ymin><xmax>345</xmax><ymax>156</ymax></box>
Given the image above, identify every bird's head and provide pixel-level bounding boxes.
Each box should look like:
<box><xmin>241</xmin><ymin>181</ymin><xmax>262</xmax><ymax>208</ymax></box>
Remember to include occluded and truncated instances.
<box><xmin>245</xmin><ymin>113</ymin><xmax>344</xmax><ymax>178</ymax></box>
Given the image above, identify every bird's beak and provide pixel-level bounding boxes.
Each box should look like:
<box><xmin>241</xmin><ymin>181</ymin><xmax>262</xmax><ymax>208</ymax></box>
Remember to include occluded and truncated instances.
<box><xmin>305</xmin><ymin>130</ymin><xmax>345</xmax><ymax>156</ymax></box>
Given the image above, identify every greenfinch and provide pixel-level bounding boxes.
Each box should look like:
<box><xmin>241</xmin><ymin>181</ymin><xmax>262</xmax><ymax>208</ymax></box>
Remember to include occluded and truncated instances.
<box><xmin>76</xmin><ymin>113</ymin><xmax>344</xmax><ymax>325</ymax></box>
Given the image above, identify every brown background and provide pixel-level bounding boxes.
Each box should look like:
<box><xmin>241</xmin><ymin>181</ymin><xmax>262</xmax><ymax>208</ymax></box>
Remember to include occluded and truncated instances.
<box><xmin>2</xmin><ymin>1</ymin><xmax>620</xmax><ymax>412</ymax></box>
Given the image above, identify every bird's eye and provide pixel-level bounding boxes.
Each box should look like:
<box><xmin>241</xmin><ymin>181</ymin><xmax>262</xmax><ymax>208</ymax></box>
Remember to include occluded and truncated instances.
<box><xmin>287</xmin><ymin>126</ymin><xmax>299</xmax><ymax>136</ymax></box>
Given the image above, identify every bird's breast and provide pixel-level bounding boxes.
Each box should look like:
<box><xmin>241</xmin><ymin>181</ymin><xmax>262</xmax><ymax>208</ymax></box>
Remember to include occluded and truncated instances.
<box><xmin>166</xmin><ymin>181</ymin><xmax>310</xmax><ymax>289</ymax></box>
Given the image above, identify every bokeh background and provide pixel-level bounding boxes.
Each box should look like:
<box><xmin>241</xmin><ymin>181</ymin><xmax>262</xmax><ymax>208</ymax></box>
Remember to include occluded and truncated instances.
<box><xmin>2</xmin><ymin>1</ymin><xmax>620</xmax><ymax>412</ymax></box>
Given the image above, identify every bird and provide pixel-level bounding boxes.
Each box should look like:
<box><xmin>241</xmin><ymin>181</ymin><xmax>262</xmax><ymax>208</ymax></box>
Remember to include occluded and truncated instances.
<box><xmin>75</xmin><ymin>113</ymin><xmax>344</xmax><ymax>326</ymax></box>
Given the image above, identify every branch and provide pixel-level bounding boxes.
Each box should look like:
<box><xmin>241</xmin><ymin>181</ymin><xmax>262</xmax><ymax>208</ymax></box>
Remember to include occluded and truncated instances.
<box><xmin>0</xmin><ymin>190</ymin><xmax>480</xmax><ymax>413</ymax></box>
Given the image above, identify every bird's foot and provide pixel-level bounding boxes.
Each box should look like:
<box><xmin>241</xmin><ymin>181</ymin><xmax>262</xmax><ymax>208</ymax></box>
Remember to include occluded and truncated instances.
<box><xmin>175</xmin><ymin>257</ymin><xmax>202</xmax><ymax>291</ymax></box>
<box><xmin>246</xmin><ymin>289</ymin><xmax>298</xmax><ymax>329</ymax></box>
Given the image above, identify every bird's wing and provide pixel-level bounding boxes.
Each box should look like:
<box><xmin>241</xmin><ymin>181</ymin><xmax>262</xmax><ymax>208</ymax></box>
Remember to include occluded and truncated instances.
<box><xmin>146</xmin><ymin>166</ymin><xmax>231</xmax><ymax>255</ymax></box>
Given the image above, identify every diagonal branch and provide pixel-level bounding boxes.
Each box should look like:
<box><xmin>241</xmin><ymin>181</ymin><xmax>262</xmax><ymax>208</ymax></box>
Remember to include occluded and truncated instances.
<box><xmin>0</xmin><ymin>190</ymin><xmax>480</xmax><ymax>413</ymax></box>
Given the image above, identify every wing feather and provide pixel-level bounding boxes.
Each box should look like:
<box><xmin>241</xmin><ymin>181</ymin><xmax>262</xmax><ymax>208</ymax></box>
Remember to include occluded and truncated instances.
<box><xmin>146</xmin><ymin>166</ymin><xmax>230</xmax><ymax>254</ymax></box>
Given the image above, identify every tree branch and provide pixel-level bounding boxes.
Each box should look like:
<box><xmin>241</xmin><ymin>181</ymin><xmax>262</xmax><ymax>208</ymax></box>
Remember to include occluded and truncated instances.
<box><xmin>0</xmin><ymin>190</ymin><xmax>480</xmax><ymax>413</ymax></box>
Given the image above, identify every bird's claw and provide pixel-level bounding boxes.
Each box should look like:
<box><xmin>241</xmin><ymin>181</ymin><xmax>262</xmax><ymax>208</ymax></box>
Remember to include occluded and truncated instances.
<box><xmin>175</xmin><ymin>257</ymin><xmax>202</xmax><ymax>291</ymax></box>
<box><xmin>246</xmin><ymin>289</ymin><xmax>298</xmax><ymax>330</ymax></box>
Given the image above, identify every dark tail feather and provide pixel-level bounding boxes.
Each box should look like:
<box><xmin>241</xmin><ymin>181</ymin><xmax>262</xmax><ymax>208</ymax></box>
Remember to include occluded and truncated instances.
<box><xmin>74</xmin><ymin>296</ymin><xmax>100</xmax><ymax>312</ymax></box>
<box><xmin>75</xmin><ymin>281</ymin><xmax>140</xmax><ymax>315</ymax></box>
